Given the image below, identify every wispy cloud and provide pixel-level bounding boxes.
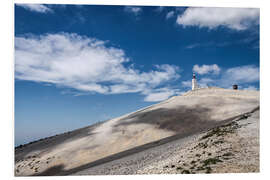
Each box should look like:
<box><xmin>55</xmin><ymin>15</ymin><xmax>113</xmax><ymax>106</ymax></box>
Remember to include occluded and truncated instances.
<box><xmin>185</xmin><ymin>43</ymin><xmax>201</xmax><ymax>49</ymax></box>
<box><xmin>181</xmin><ymin>80</ymin><xmax>191</xmax><ymax>88</ymax></box>
<box><xmin>198</xmin><ymin>78</ymin><xmax>216</xmax><ymax>87</ymax></box>
<box><xmin>154</xmin><ymin>6</ymin><xmax>165</xmax><ymax>13</ymax></box>
<box><xmin>143</xmin><ymin>88</ymin><xmax>182</xmax><ymax>102</ymax></box>
<box><xmin>182</xmin><ymin>65</ymin><xmax>259</xmax><ymax>90</ymax></box>
<box><xmin>166</xmin><ymin>11</ymin><xmax>175</xmax><ymax>19</ymax></box>
<box><xmin>182</xmin><ymin>78</ymin><xmax>215</xmax><ymax>89</ymax></box>
<box><xmin>124</xmin><ymin>6</ymin><xmax>142</xmax><ymax>16</ymax></box>
<box><xmin>220</xmin><ymin>65</ymin><xmax>259</xmax><ymax>87</ymax></box>
<box><xmin>185</xmin><ymin>41</ymin><xmax>231</xmax><ymax>49</ymax></box>
<box><xmin>15</xmin><ymin>33</ymin><xmax>180</xmax><ymax>102</ymax></box>
<box><xmin>177</xmin><ymin>7</ymin><xmax>259</xmax><ymax>30</ymax></box>
<box><xmin>185</xmin><ymin>34</ymin><xmax>259</xmax><ymax>50</ymax></box>
<box><xmin>243</xmin><ymin>86</ymin><xmax>258</xmax><ymax>91</ymax></box>
<box><xmin>16</xmin><ymin>4</ymin><xmax>53</xmax><ymax>13</ymax></box>
<box><xmin>193</xmin><ymin>64</ymin><xmax>221</xmax><ymax>75</ymax></box>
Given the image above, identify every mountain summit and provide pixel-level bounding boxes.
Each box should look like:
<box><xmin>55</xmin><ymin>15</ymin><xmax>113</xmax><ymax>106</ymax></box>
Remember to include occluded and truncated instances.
<box><xmin>15</xmin><ymin>88</ymin><xmax>259</xmax><ymax>176</ymax></box>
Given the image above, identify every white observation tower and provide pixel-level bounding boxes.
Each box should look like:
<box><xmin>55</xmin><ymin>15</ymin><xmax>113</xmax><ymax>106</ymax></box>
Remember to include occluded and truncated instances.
<box><xmin>192</xmin><ymin>73</ymin><xmax>198</xmax><ymax>90</ymax></box>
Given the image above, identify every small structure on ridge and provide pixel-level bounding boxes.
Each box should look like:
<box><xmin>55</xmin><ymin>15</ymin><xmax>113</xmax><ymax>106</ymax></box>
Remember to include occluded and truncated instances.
<box><xmin>192</xmin><ymin>73</ymin><xmax>198</xmax><ymax>90</ymax></box>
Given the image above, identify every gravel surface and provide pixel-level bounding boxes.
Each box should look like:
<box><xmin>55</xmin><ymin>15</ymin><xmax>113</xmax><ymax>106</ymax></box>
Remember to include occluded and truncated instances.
<box><xmin>15</xmin><ymin>88</ymin><xmax>259</xmax><ymax>176</ymax></box>
<box><xmin>72</xmin><ymin>131</ymin><xmax>199</xmax><ymax>175</ymax></box>
<box><xmin>73</xmin><ymin>108</ymin><xmax>259</xmax><ymax>175</ymax></box>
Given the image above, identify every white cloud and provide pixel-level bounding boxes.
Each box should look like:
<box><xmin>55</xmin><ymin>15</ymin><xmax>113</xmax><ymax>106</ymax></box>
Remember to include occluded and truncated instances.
<box><xmin>154</xmin><ymin>6</ymin><xmax>165</xmax><ymax>13</ymax></box>
<box><xmin>143</xmin><ymin>88</ymin><xmax>181</xmax><ymax>102</ymax></box>
<box><xmin>166</xmin><ymin>11</ymin><xmax>175</xmax><ymax>19</ymax></box>
<box><xmin>15</xmin><ymin>33</ymin><xmax>180</xmax><ymax>101</ymax></box>
<box><xmin>182</xmin><ymin>78</ymin><xmax>215</xmax><ymax>89</ymax></box>
<box><xmin>144</xmin><ymin>91</ymin><xmax>173</xmax><ymax>102</ymax></box>
<box><xmin>243</xmin><ymin>86</ymin><xmax>258</xmax><ymax>91</ymax></box>
<box><xmin>198</xmin><ymin>78</ymin><xmax>215</xmax><ymax>87</ymax></box>
<box><xmin>193</xmin><ymin>64</ymin><xmax>220</xmax><ymax>75</ymax></box>
<box><xmin>185</xmin><ymin>43</ymin><xmax>201</xmax><ymax>49</ymax></box>
<box><xmin>182</xmin><ymin>64</ymin><xmax>259</xmax><ymax>90</ymax></box>
<box><xmin>16</xmin><ymin>4</ymin><xmax>53</xmax><ymax>13</ymax></box>
<box><xmin>221</xmin><ymin>65</ymin><xmax>259</xmax><ymax>86</ymax></box>
<box><xmin>181</xmin><ymin>80</ymin><xmax>191</xmax><ymax>88</ymax></box>
<box><xmin>124</xmin><ymin>6</ymin><xmax>142</xmax><ymax>15</ymax></box>
<box><xmin>177</xmin><ymin>7</ymin><xmax>259</xmax><ymax>30</ymax></box>
<box><xmin>244</xmin><ymin>86</ymin><xmax>258</xmax><ymax>91</ymax></box>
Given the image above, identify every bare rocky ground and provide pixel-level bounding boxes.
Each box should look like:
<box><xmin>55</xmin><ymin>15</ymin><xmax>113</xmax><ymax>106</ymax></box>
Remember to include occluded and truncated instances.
<box><xmin>14</xmin><ymin>88</ymin><xmax>259</xmax><ymax>176</ymax></box>
<box><xmin>73</xmin><ymin>107</ymin><xmax>259</xmax><ymax>175</ymax></box>
<box><xmin>136</xmin><ymin>108</ymin><xmax>260</xmax><ymax>174</ymax></box>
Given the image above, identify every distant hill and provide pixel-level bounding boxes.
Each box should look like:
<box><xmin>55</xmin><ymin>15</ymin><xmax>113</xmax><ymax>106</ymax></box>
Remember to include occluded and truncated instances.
<box><xmin>15</xmin><ymin>88</ymin><xmax>259</xmax><ymax>176</ymax></box>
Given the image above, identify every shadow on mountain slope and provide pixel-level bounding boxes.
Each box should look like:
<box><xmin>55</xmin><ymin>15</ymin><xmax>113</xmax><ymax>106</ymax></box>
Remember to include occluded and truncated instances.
<box><xmin>115</xmin><ymin>105</ymin><xmax>215</xmax><ymax>133</ymax></box>
<box><xmin>30</xmin><ymin>106</ymin><xmax>259</xmax><ymax>176</ymax></box>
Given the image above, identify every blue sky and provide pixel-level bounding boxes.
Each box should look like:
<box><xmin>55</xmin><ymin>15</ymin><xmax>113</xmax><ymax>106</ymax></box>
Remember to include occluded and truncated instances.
<box><xmin>15</xmin><ymin>4</ymin><xmax>259</xmax><ymax>146</ymax></box>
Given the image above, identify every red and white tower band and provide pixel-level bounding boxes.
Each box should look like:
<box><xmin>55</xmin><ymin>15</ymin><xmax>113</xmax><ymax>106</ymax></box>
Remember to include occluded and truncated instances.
<box><xmin>192</xmin><ymin>73</ymin><xmax>198</xmax><ymax>90</ymax></box>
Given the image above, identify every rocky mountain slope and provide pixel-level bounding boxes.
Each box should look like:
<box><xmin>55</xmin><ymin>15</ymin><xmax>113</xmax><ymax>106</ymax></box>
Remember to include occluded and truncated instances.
<box><xmin>15</xmin><ymin>88</ymin><xmax>259</xmax><ymax>176</ymax></box>
<box><xmin>73</xmin><ymin>107</ymin><xmax>259</xmax><ymax>175</ymax></box>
